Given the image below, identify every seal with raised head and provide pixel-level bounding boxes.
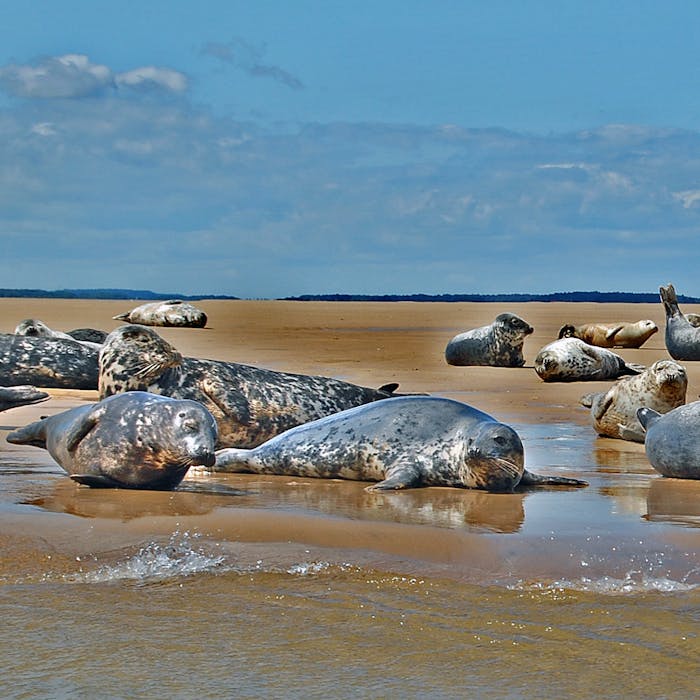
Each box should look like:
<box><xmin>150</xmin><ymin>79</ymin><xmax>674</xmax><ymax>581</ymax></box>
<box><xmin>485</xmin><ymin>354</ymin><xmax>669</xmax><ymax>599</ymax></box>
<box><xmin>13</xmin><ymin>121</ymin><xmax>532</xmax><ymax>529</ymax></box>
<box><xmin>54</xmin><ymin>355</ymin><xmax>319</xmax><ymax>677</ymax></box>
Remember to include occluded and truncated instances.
<box><xmin>212</xmin><ymin>396</ymin><xmax>587</xmax><ymax>492</ymax></box>
<box><xmin>445</xmin><ymin>313</ymin><xmax>534</xmax><ymax>367</ymax></box>
<box><xmin>0</xmin><ymin>333</ymin><xmax>99</xmax><ymax>389</ymax></box>
<box><xmin>557</xmin><ymin>320</ymin><xmax>658</xmax><ymax>349</ymax></box>
<box><xmin>0</xmin><ymin>385</ymin><xmax>50</xmax><ymax>412</ymax></box>
<box><xmin>638</xmin><ymin>400</ymin><xmax>700</xmax><ymax>479</ymax></box>
<box><xmin>659</xmin><ymin>283</ymin><xmax>700</xmax><ymax>360</ymax></box>
<box><xmin>113</xmin><ymin>300</ymin><xmax>207</xmax><ymax>328</ymax></box>
<box><xmin>580</xmin><ymin>360</ymin><xmax>687</xmax><ymax>442</ymax></box>
<box><xmin>534</xmin><ymin>337</ymin><xmax>645</xmax><ymax>382</ymax></box>
<box><xmin>6</xmin><ymin>391</ymin><xmax>217</xmax><ymax>489</ymax></box>
<box><xmin>15</xmin><ymin>319</ymin><xmax>102</xmax><ymax>350</ymax></box>
<box><xmin>98</xmin><ymin>324</ymin><xmax>411</xmax><ymax>448</ymax></box>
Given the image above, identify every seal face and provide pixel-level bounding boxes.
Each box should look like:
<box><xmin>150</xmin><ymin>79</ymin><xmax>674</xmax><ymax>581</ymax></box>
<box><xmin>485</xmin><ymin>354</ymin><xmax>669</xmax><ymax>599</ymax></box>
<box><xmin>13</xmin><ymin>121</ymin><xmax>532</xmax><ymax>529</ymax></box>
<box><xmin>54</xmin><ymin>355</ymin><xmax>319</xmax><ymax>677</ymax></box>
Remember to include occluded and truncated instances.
<box><xmin>0</xmin><ymin>385</ymin><xmax>50</xmax><ymax>412</ymax></box>
<box><xmin>6</xmin><ymin>391</ymin><xmax>218</xmax><ymax>489</ymax></box>
<box><xmin>98</xmin><ymin>324</ymin><xmax>407</xmax><ymax>448</ymax></box>
<box><xmin>558</xmin><ymin>320</ymin><xmax>658</xmax><ymax>349</ymax></box>
<box><xmin>445</xmin><ymin>313</ymin><xmax>534</xmax><ymax>367</ymax></box>
<box><xmin>534</xmin><ymin>338</ymin><xmax>644</xmax><ymax>382</ymax></box>
<box><xmin>638</xmin><ymin>400</ymin><xmax>700</xmax><ymax>479</ymax></box>
<box><xmin>580</xmin><ymin>360</ymin><xmax>687</xmax><ymax>442</ymax></box>
<box><xmin>212</xmin><ymin>396</ymin><xmax>587</xmax><ymax>492</ymax></box>
<box><xmin>113</xmin><ymin>300</ymin><xmax>207</xmax><ymax>328</ymax></box>
<box><xmin>0</xmin><ymin>333</ymin><xmax>99</xmax><ymax>389</ymax></box>
<box><xmin>660</xmin><ymin>283</ymin><xmax>700</xmax><ymax>360</ymax></box>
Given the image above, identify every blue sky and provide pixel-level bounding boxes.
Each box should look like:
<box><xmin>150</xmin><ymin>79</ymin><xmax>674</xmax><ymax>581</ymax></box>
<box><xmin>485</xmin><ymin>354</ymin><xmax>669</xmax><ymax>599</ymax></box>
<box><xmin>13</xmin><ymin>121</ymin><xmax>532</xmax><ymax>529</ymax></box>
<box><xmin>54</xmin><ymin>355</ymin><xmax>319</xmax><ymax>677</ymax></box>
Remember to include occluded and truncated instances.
<box><xmin>1</xmin><ymin>1</ymin><xmax>699</xmax><ymax>297</ymax></box>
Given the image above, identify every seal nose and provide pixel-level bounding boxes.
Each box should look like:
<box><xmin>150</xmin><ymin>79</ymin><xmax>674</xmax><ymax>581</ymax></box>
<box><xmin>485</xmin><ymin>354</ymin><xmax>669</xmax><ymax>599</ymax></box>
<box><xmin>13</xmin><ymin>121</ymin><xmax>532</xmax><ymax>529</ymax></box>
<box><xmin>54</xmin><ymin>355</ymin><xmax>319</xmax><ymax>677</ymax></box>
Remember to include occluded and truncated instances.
<box><xmin>193</xmin><ymin>450</ymin><xmax>216</xmax><ymax>468</ymax></box>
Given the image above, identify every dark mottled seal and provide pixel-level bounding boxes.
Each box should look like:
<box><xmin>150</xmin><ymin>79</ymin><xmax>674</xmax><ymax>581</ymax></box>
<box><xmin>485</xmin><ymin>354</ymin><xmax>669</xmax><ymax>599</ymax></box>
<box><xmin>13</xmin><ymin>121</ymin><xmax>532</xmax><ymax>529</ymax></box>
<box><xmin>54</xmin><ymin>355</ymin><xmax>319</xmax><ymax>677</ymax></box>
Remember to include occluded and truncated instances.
<box><xmin>6</xmin><ymin>391</ymin><xmax>217</xmax><ymax>489</ymax></box>
<box><xmin>445</xmin><ymin>313</ymin><xmax>533</xmax><ymax>367</ymax></box>
<box><xmin>659</xmin><ymin>283</ymin><xmax>700</xmax><ymax>360</ymax></box>
<box><xmin>98</xmin><ymin>324</ymin><xmax>409</xmax><ymax>448</ymax></box>
<box><xmin>0</xmin><ymin>385</ymin><xmax>50</xmax><ymax>412</ymax></box>
<box><xmin>113</xmin><ymin>300</ymin><xmax>207</xmax><ymax>328</ymax></box>
<box><xmin>213</xmin><ymin>396</ymin><xmax>587</xmax><ymax>492</ymax></box>
<box><xmin>558</xmin><ymin>320</ymin><xmax>658</xmax><ymax>349</ymax></box>
<box><xmin>580</xmin><ymin>360</ymin><xmax>687</xmax><ymax>442</ymax></box>
<box><xmin>534</xmin><ymin>338</ymin><xmax>645</xmax><ymax>382</ymax></box>
<box><xmin>15</xmin><ymin>319</ymin><xmax>102</xmax><ymax>350</ymax></box>
<box><xmin>0</xmin><ymin>333</ymin><xmax>99</xmax><ymax>389</ymax></box>
<box><xmin>67</xmin><ymin>328</ymin><xmax>109</xmax><ymax>344</ymax></box>
<box><xmin>638</xmin><ymin>400</ymin><xmax>700</xmax><ymax>479</ymax></box>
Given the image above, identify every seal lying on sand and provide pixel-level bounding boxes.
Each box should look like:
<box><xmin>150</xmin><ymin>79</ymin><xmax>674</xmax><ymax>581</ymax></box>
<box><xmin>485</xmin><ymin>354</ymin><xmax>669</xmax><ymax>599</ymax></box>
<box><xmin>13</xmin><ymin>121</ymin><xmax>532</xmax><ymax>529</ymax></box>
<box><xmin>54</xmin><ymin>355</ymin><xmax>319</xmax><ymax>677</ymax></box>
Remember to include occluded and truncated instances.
<box><xmin>558</xmin><ymin>320</ymin><xmax>658</xmax><ymax>349</ymax></box>
<box><xmin>534</xmin><ymin>338</ymin><xmax>645</xmax><ymax>382</ymax></box>
<box><xmin>113</xmin><ymin>300</ymin><xmax>207</xmax><ymax>328</ymax></box>
<box><xmin>445</xmin><ymin>313</ymin><xmax>533</xmax><ymax>367</ymax></box>
<box><xmin>0</xmin><ymin>334</ymin><xmax>99</xmax><ymax>389</ymax></box>
<box><xmin>7</xmin><ymin>391</ymin><xmax>217</xmax><ymax>489</ymax></box>
<box><xmin>659</xmin><ymin>283</ymin><xmax>700</xmax><ymax>360</ymax></box>
<box><xmin>638</xmin><ymin>400</ymin><xmax>700</xmax><ymax>479</ymax></box>
<box><xmin>212</xmin><ymin>396</ymin><xmax>587</xmax><ymax>492</ymax></box>
<box><xmin>15</xmin><ymin>319</ymin><xmax>102</xmax><ymax>350</ymax></box>
<box><xmin>580</xmin><ymin>360</ymin><xmax>687</xmax><ymax>442</ymax></box>
<box><xmin>99</xmin><ymin>324</ymin><xmax>411</xmax><ymax>448</ymax></box>
<box><xmin>0</xmin><ymin>386</ymin><xmax>50</xmax><ymax>412</ymax></box>
<box><xmin>67</xmin><ymin>328</ymin><xmax>109</xmax><ymax>344</ymax></box>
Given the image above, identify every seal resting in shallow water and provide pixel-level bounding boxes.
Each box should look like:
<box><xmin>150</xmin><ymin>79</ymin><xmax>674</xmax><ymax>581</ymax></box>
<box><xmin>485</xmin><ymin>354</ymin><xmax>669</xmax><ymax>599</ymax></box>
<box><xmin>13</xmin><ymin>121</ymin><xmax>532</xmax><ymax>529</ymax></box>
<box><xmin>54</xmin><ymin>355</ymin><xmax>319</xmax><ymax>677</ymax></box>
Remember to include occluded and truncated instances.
<box><xmin>557</xmin><ymin>320</ymin><xmax>658</xmax><ymax>349</ymax></box>
<box><xmin>659</xmin><ymin>283</ymin><xmax>700</xmax><ymax>360</ymax></box>
<box><xmin>113</xmin><ymin>300</ymin><xmax>207</xmax><ymax>328</ymax></box>
<box><xmin>445</xmin><ymin>313</ymin><xmax>533</xmax><ymax>367</ymax></box>
<box><xmin>98</xmin><ymin>324</ymin><xmax>411</xmax><ymax>448</ymax></box>
<box><xmin>6</xmin><ymin>391</ymin><xmax>217</xmax><ymax>489</ymax></box>
<box><xmin>580</xmin><ymin>360</ymin><xmax>687</xmax><ymax>442</ymax></box>
<box><xmin>534</xmin><ymin>338</ymin><xmax>645</xmax><ymax>382</ymax></box>
<box><xmin>0</xmin><ymin>386</ymin><xmax>50</xmax><ymax>412</ymax></box>
<box><xmin>212</xmin><ymin>396</ymin><xmax>587</xmax><ymax>492</ymax></box>
<box><xmin>638</xmin><ymin>400</ymin><xmax>700</xmax><ymax>479</ymax></box>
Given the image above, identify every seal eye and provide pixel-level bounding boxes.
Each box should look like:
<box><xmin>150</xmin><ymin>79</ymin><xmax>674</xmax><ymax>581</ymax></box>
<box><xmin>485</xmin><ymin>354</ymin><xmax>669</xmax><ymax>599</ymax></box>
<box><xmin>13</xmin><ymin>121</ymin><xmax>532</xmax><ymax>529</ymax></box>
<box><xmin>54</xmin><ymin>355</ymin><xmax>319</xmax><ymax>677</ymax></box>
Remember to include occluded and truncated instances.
<box><xmin>493</xmin><ymin>435</ymin><xmax>506</xmax><ymax>445</ymax></box>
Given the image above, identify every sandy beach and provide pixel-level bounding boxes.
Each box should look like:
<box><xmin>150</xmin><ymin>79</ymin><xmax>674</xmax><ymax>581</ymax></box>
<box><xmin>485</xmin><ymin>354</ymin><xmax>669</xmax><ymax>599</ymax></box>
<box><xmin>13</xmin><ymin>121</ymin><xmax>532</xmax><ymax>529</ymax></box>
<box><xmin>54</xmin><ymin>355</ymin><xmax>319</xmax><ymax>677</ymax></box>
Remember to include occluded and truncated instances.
<box><xmin>2</xmin><ymin>298</ymin><xmax>700</xmax><ymax>697</ymax></box>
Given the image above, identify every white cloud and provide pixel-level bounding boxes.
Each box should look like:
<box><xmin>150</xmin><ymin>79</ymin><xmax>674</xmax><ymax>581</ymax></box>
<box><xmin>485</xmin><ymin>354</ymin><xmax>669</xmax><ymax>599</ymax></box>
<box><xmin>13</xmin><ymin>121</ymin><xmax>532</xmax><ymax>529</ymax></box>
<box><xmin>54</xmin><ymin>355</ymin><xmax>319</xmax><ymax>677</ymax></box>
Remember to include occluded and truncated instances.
<box><xmin>115</xmin><ymin>66</ymin><xmax>188</xmax><ymax>93</ymax></box>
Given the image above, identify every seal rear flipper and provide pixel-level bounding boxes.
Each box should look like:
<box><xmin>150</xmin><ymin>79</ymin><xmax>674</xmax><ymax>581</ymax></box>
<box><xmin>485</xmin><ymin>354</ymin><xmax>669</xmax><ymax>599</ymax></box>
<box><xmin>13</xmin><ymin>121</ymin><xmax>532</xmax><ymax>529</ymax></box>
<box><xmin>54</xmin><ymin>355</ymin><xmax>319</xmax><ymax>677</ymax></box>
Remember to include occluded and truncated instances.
<box><xmin>621</xmin><ymin>362</ymin><xmax>645</xmax><ymax>376</ymax></box>
<box><xmin>518</xmin><ymin>469</ymin><xmax>588</xmax><ymax>488</ymax></box>
<box><xmin>70</xmin><ymin>473</ymin><xmax>122</xmax><ymax>488</ymax></box>
<box><xmin>6</xmin><ymin>420</ymin><xmax>49</xmax><ymax>448</ymax></box>
<box><xmin>377</xmin><ymin>382</ymin><xmax>399</xmax><ymax>394</ymax></box>
<box><xmin>112</xmin><ymin>312</ymin><xmax>131</xmax><ymax>321</ymax></box>
<box><xmin>212</xmin><ymin>448</ymin><xmax>256</xmax><ymax>473</ymax></box>
<box><xmin>637</xmin><ymin>407</ymin><xmax>662</xmax><ymax>432</ymax></box>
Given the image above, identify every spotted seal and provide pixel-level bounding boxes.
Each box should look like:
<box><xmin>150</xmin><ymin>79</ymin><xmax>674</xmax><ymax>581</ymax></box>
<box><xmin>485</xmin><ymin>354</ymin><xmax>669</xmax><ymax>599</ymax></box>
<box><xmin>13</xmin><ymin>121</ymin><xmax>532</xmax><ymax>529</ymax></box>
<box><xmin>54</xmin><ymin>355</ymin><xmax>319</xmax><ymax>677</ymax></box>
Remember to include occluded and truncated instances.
<box><xmin>638</xmin><ymin>400</ymin><xmax>700</xmax><ymax>479</ymax></box>
<box><xmin>98</xmin><ymin>324</ymin><xmax>411</xmax><ymax>448</ymax></box>
<box><xmin>113</xmin><ymin>300</ymin><xmax>207</xmax><ymax>328</ymax></box>
<box><xmin>15</xmin><ymin>319</ymin><xmax>102</xmax><ymax>350</ymax></box>
<box><xmin>6</xmin><ymin>391</ymin><xmax>217</xmax><ymax>489</ymax></box>
<box><xmin>0</xmin><ymin>385</ymin><xmax>50</xmax><ymax>412</ymax></box>
<box><xmin>67</xmin><ymin>328</ymin><xmax>109</xmax><ymax>344</ymax></box>
<box><xmin>0</xmin><ymin>333</ymin><xmax>99</xmax><ymax>389</ymax></box>
<box><xmin>659</xmin><ymin>283</ymin><xmax>700</xmax><ymax>360</ymax></box>
<box><xmin>558</xmin><ymin>320</ymin><xmax>658</xmax><ymax>349</ymax></box>
<box><xmin>534</xmin><ymin>337</ymin><xmax>645</xmax><ymax>382</ymax></box>
<box><xmin>212</xmin><ymin>396</ymin><xmax>587</xmax><ymax>492</ymax></box>
<box><xmin>445</xmin><ymin>313</ymin><xmax>534</xmax><ymax>367</ymax></box>
<box><xmin>580</xmin><ymin>360</ymin><xmax>687</xmax><ymax>442</ymax></box>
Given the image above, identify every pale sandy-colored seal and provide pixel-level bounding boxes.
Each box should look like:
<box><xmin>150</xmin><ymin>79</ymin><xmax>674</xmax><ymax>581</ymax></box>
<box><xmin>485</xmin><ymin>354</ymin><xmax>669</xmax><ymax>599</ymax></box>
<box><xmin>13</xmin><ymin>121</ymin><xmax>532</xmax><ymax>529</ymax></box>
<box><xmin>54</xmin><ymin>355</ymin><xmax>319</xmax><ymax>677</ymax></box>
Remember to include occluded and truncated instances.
<box><xmin>534</xmin><ymin>337</ymin><xmax>645</xmax><ymax>382</ymax></box>
<box><xmin>445</xmin><ymin>313</ymin><xmax>534</xmax><ymax>367</ymax></box>
<box><xmin>580</xmin><ymin>360</ymin><xmax>687</xmax><ymax>442</ymax></box>
<box><xmin>659</xmin><ymin>283</ymin><xmax>700</xmax><ymax>360</ymax></box>
<box><xmin>212</xmin><ymin>396</ymin><xmax>587</xmax><ymax>492</ymax></box>
<box><xmin>638</xmin><ymin>400</ymin><xmax>700</xmax><ymax>479</ymax></box>
<box><xmin>15</xmin><ymin>319</ymin><xmax>102</xmax><ymax>350</ymax></box>
<box><xmin>557</xmin><ymin>320</ymin><xmax>658</xmax><ymax>349</ymax></box>
<box><xmin>98</xmin><ymin>324</ymin><xmax>411</xmax><ymax>448</ymax></box>
<box><xmin>0</xmin><ymin>333</ymin><xmax>99</xmax><ymax>389</ymax></box>
<box><xmin>113</xmin><ymin>300</ymin><xmax>207</xmax><ymax>328</ymax></box>
<box><xmin>0</xmin><ymin>386</ymin><xmax>50</xmax><ymax>412</ymax></box>
<box><xmin>7</xmin><ymin>391</ymin><xmax>217</xmax><ymax>489</ymax></box>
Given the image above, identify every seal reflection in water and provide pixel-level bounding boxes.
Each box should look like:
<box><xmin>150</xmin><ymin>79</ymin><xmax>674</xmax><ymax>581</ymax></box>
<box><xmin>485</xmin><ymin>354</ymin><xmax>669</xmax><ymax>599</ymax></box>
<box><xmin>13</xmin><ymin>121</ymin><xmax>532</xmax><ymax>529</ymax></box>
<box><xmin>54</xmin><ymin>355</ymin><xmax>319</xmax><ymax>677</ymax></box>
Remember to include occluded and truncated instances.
<box><xmin>99</xmin><ymin>324</ymin><xmax>410</xmax><ymax>449</ymax></box>
<box><xmin>6</xmin><ymin>392</ymin><xmax>217</xmax><ymax>490</ymax></box>
<box><xmin>213</xmin><ymin>396</ymin><xmax>587</xmax><ymax>493</ymax></box>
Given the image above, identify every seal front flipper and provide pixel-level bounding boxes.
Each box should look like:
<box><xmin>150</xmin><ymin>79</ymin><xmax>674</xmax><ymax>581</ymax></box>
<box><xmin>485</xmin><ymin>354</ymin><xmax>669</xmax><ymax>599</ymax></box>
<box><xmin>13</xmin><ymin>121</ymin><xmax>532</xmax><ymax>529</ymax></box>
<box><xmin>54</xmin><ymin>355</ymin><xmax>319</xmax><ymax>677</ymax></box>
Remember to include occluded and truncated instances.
<box><xmin>70</xmin><ymin>473</ymin><xmax>123</xmax><ymax>488</ymax></box>
<box><xmin>64</xmin><ymin>405</ymin><xmax>107</xmax><ymax>452</ymax></box>
<box><xmin>365</xmin><ymin>461</ymin><xmax>423</xmax><ymax>491</ymax></box>
<box><xmin>518</xmin><ymin>469</ymin><xmax>588</xmax><ymax>488</ymax></box>
<box><xmin>200</xmin><ymin>377</ymin><xmax>252</xmax><ymax>425</ymax></box>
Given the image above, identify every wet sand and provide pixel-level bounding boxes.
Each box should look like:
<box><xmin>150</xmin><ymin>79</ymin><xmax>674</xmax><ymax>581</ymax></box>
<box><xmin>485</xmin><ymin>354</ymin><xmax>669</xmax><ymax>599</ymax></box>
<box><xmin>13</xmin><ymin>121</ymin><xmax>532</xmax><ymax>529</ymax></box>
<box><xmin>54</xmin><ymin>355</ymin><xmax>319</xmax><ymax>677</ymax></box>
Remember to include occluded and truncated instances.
<box><xmin>2</xmin><ymin>298</ymin><xmax>700</xmax><ymax>697</ymax></box>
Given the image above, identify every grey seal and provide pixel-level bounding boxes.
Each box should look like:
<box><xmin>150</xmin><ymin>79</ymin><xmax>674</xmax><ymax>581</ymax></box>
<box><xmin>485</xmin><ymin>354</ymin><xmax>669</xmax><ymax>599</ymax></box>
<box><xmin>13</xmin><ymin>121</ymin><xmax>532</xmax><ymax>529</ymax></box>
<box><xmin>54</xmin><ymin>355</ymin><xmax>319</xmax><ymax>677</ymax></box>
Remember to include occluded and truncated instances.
<box><xmin>659</xmin><ymin>283</ymin><xmax>700</xmax><ymax>360</ymax></box>
<box><xmin>0</xmin><ymin>385</ymin><xmax>50</xmax><ymax>412</ymax></box>
<box><xmin>6</xmin><ymin>391</ymin><xmax>217</xmax><ymax>489</ymax></box>
<box><xmin>0</xmin><ymin>333</ymin><xmax>99</xmax><ymax>389</ymax></box>
<box><xmin>558</xmin><ymin>320</ymin><xmax>658</xmax><ymax>349</ymax></box>
<box><xmin>580</xmin><ymin>360</ymin><xmax>687</xmax><ymax>442</ymax></box>
<box><xmin>15</xmin><ymin>319</ymin><xmax>102</xmax><ymax>350</ymax></box>
<box><xmin>638</xmin><ymin>400</ymin><xmax>700</xmax><ymax>479</ymax></box>
<box><xmin>445</xmin><ymin>313</ymin><xmax>533</xmax><ymax>367</ymax></box>
<box><xmin>67</xmin><ymin>328</ymin><xmax>109</xmax><ymax>344</ymax></box>
<box><xmin>98</xmin><ymin>324</ymin><xmax>411</xmax><ymax>448</ymax></box>
<box><xmin>213</xmin><ymin>396</ymin><xmax>587</xmax><ymax>492</ymax></box>
<box><xmin>113</xmin><ymin>300</ymin><xmax>207</xmax><ymax>328</ymax></box>
<box><xmin>534</xmin><ymin>338</ymin><xmax>645</xmax><ymax>382</ymax></box>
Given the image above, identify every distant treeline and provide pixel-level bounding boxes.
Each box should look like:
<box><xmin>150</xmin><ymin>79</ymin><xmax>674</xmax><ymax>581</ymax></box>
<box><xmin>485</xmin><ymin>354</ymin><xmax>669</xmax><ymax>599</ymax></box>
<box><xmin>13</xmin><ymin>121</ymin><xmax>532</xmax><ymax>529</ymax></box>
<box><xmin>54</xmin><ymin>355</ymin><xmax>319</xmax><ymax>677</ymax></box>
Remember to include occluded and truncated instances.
<box><xmin>0</xmin><ymin>288</ymin><xmax>239</xmax><ymax>301</ymax></box>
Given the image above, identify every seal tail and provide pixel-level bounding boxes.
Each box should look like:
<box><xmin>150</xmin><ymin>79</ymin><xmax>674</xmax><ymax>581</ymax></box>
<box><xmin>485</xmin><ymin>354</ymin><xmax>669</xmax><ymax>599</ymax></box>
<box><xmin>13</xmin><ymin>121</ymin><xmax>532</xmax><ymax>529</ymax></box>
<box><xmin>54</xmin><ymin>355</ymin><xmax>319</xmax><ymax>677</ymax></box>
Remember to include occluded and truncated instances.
<box><xmin>212</xmin><ymin>448</ymin><xmax>259</xmax><ymax>473</ymax></box>
<box><xmin>112</xmin><ymin>312</ymin><xmax>131</xmax><ymax>321</ymax></box>
<box><xmin>519</xmin><ymin>469</ymin><xmax>588</xmax><ymax>488</ymax></box>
